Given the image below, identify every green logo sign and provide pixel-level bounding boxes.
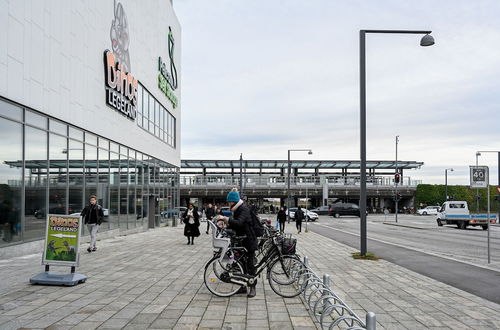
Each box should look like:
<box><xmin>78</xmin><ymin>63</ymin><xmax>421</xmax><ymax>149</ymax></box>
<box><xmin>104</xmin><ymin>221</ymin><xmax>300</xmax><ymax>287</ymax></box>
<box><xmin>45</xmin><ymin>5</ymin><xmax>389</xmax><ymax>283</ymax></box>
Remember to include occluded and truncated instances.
<box><xmin>158</xmin><ymin>27</ymin><xmax>178</xmax><ymax>108</ymax></box>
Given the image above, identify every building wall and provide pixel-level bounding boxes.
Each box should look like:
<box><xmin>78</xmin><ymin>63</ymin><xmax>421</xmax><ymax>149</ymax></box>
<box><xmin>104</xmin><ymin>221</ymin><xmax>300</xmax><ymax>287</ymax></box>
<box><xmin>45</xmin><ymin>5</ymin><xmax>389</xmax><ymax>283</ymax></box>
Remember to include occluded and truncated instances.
<box><xmin>0</xmin><ymin>0</ymin><xmax>181</xmax><ymax>166</ymax></box>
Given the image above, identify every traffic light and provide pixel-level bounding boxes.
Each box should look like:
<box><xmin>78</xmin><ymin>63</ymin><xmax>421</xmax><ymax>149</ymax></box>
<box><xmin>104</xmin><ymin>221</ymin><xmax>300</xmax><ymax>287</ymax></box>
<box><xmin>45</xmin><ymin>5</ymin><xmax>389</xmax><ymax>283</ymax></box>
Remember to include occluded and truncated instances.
<box><xmin>394</xmin><ymin>173</ymin><xmax>400</xmax><ymax>184</ymax></box>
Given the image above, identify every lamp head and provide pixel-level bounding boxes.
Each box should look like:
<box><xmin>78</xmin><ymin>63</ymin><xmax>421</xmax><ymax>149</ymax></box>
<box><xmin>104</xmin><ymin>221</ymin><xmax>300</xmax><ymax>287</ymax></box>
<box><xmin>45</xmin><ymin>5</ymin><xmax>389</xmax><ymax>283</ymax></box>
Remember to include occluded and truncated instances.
<box><xmin>420</xmin><ymin>34</ymin><xmax>435</xmax><ymax>47</ymax></box>
<box><xmin>476</xmin><ymin>152</ymin><xmax>481</xmax><ymax>157</ymax></box>
<box><xmin>450</xmin><ymin>168</ymin><xmax>454</xmax><ymax>172</ymax></box>
<box><xmin>308</xmin><ymin>150</ymin><xmax>313</xmax><ymax>155</ymax></box>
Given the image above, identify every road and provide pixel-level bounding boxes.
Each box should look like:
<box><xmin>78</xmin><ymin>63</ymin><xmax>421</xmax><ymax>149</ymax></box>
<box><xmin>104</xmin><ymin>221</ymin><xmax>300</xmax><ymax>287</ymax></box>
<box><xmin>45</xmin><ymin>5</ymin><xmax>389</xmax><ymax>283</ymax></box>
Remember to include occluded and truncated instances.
<box><xmin>305</xmin><ymin>214</ymin><xmax>500</xmax><ymax>304</ymax></box>
<box><xmin>308</xmin><ymin>214</ymin><xmax>500</xmax><ymax>268</ymax></box>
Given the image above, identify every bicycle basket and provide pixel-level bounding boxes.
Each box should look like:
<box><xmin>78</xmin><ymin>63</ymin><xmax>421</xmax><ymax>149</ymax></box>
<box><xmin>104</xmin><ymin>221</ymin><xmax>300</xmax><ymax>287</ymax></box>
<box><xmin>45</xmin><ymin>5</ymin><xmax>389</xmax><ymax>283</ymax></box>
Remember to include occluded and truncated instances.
<box><xmin>281</xmin><ymin>237</ymin><xmax>297</xmax><ymax>255</ymax></box>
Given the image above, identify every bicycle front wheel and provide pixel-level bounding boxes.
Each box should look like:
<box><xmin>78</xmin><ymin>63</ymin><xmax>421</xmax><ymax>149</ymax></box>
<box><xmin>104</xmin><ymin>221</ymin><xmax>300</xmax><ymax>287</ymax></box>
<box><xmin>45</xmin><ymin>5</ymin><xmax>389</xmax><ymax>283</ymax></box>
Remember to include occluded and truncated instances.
<box><xmin>268</xmin><ymin>255</ymin><xmax>305</xmax><ymax>298</ymax></box>
<box><xmin>204</xmin><ymin>256</ymin><xmax>244</xmax><ymax>297</ymax></box>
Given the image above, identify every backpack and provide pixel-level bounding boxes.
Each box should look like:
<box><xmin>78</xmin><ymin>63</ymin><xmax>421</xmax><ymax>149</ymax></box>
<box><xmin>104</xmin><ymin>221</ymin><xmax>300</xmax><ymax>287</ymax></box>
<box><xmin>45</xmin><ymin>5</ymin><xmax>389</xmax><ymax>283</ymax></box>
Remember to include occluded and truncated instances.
<box><xmin>249</xmin><ymin>207</ymin><xmax>264</xmax><ymax>237</ymax></box>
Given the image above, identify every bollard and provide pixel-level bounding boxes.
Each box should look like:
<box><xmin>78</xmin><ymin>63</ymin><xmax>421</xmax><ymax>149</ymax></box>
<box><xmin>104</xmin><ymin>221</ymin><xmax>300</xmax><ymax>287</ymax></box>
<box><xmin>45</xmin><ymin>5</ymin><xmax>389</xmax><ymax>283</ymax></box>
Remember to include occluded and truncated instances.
<box><xmin>303</xmin><ymin>256</ymin><xmax>309</xmax><ymax>268</ymax></box>
<box><xmin>366</xmin><ymin>312</ymin><xmax>376</xmax><ymax>330</ymax></box>
<box><xmin>322</xmin><ymin>274</ymin><xmax>330</xmax><ymax>297</ymax></box>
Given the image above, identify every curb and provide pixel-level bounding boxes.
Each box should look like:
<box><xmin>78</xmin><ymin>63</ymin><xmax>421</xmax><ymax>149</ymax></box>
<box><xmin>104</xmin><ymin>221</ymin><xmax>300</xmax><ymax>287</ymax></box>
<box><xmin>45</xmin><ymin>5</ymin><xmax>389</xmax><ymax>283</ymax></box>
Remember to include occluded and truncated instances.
<box><xmin>382</xmin><ymin>222</ymin><xmax>431</xmax><ymax>230</ymax></box>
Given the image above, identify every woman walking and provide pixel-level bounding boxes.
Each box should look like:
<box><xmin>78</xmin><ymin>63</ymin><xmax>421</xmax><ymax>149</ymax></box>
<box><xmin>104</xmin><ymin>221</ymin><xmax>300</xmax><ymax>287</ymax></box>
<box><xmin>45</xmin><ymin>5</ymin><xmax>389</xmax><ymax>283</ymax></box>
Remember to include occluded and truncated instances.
<box><xmin>277</xmin><ymin>207</ymin><xmax>286</xmax><ymax>233</ymax></box>
<box><xmin>182</xmin><ymin>204</ymin><xmax>200</xmax><ymax>245</ymax></box>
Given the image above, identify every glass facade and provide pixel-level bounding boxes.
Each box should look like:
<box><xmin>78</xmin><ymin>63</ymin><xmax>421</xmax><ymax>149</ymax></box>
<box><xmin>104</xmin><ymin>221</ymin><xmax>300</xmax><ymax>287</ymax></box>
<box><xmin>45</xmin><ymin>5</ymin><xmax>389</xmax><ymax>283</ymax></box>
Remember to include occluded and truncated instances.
<box><xmin>0</xmin><ymin>97</ymin><xmax>179</xmax><ymax>248</ymax></box>
<box><xmin>137</xmin><ymin>83</ymin><xmax>176</xmax><ymax>148</ymax></box>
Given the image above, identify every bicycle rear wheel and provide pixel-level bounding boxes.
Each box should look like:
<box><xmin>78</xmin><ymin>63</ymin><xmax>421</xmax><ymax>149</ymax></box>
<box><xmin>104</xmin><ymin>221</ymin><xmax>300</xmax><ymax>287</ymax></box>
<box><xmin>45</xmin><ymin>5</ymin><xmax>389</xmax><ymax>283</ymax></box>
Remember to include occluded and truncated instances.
<box><xmin>268</xmin><ymin>255</ymin><xmax>305</xmax><ymax>298</ymax></box>
<box><xmin>204</xmin><ymin>256</ymin><xmax>244</xmax><ymax>297</ymax></box>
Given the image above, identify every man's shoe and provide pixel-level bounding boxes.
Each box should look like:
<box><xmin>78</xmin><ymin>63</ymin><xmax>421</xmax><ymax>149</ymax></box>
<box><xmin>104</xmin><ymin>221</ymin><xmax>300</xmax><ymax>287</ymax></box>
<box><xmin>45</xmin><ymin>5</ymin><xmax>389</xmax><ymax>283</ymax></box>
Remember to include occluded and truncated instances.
<box><xmin>92</xmin><ymin>247</ymin><xmax>97</xmax><ymax>252</ymax></box>
<box><xmin>87</xmin><ymin>247</ymin><xmax>92</xmax><ymax>253</ymax></box>
<box><xmin>247</xmin><ymin>286</ymin><xmax>256</xmax><ymax>298</ymax></box>
<box><xmin>236</xmin><ymin>286</ymin><xmax>247</xmax><ymax>294</ymax></box>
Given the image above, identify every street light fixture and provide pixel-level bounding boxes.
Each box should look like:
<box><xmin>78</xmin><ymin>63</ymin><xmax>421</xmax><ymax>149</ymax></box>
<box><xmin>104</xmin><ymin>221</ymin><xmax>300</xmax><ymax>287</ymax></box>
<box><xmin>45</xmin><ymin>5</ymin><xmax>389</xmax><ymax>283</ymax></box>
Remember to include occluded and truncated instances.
<box><xmin>445</xmin><ymin>168</ymin><xmax>454</xmax><ymax>202</ymax></box>
<box><xmin>359</xmin><ymin>29</ymin><xmax>434</xmax><ymax>256</ymax></box>
<box><xmin>287</xmin><ymin>149</ymin><xmax>313</xmax><ymax>222</ymax></box>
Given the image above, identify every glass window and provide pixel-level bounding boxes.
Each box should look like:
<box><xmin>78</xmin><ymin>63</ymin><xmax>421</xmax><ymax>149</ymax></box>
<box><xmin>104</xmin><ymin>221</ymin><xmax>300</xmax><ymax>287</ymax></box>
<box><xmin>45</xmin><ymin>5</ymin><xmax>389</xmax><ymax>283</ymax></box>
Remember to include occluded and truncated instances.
<box><xmin>68</xmin><ymin>139</ymin><xmax>84</xmax><ymax>215</ymax></box>
<box><xmin>98</xmin><ymin>147</ymin><xmax>110</xmax><ymax>231</ymax></box>
<box><xmin>84</xmin><ymin>144</ymin><xmax>98</xmax><ymax>203</ymax></box>
<box><xmin>25</xmin><ymin>110</ymin><xmax>47</xmax><ymax>129</ymax></box>
<box><xmin>98</xmin><ymin>137</ymin><xmax>109</xmax><ymax>149</ymax></box>
<box><xmin>109</xmin><ymin>152</ymin><xmax>120</xmax><ymax>229</ymax></box>
<box><xmin>49</xmin><ymin>119</ymin><xmax>67</xmax><ymax>136</ymax></box>
<box><xmin>119</xmin><ymin>153</ymin><xmax>128</xmax><ymax>230</ymax></box>
<box><xmin>110</xmin><ymin>142</ymin><xmax>119</xmax><ymax>153</ymax></box>
<box><xmin>0</xmin><ymin>100</ymin><xmax>23</xmax><ymax>121</ymax></box>
<box><xmin>24</xmin><ymin>127</ymin><xmax>48</xmax><ymax>242</ymax></box>
<box><xmin>69</xmin><ymin>127</ymin><xmax>84</xmax><ymax>141</ymax></box>
<box><xmin>148</xmin><ymin>93</ymin><xmax>154</xmax><ymax>122</ymax></box>
<box><xmin>0</xmin><ymin>118</ymin><xmax>23</xmax><ymax>245</ymax></box>
<box><xmin>48</xmin><ymin>133</ymin><xmax>68</xmax><ymax>216</ymax></box>
<box><xmin>128</xmin><ymin>153</ymin><xmax>136</xmax><ymax>229</ymax></box>
<box><xmin>85</xmin><ymin>132</ymin><xmax>97</xmax><ymax>146</ymax></box>
<box><xmin>137</xmin><ymin>85</ymin><xmax>143</xmax><ymax>116</ymax></box>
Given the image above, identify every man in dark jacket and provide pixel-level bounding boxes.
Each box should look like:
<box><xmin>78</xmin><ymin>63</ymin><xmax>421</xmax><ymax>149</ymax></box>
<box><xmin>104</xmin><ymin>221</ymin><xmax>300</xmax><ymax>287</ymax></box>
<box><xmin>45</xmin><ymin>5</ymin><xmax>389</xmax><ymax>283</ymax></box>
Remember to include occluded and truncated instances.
<box><xmin>277</xmin><ymin>207</ymin><xmax>287</xmax><ymax>233</ymax></box>
<box><xmin>205</xmin><ymin>203</ymin><xmax>215</xmax><ymax>234</ymax></box>
<box><xmin>295</xmin><ymin>206</ymin><xmax>304</xmax><ymax>233</ymax></box>
<box><xmin>81</xmin><ymin>195</ymin><xmax>104</xmax><ymax>253</ymax></box>
<box><xmin>219</xmin><ymin>188</ymin><xmax>258</xmax><ymax>298</ymax></box>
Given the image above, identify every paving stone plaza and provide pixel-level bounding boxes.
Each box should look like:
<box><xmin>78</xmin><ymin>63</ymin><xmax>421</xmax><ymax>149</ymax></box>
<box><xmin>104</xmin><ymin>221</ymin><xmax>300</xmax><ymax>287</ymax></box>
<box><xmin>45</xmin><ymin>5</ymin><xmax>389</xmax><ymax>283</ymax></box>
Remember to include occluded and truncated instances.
<box><xmin>1</xmin><ymin>223</ymin><xmax>500</xmax><ymax>329</ymax></box>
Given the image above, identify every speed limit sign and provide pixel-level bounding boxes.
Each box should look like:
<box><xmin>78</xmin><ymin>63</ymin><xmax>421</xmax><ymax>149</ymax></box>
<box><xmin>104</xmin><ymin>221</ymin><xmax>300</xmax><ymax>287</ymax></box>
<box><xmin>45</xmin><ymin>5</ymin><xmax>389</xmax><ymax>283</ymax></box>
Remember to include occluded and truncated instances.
<box><xmin>470</xmin><ymin>166</ymin><xmax>488</xmax><ymax>188</ymax></box>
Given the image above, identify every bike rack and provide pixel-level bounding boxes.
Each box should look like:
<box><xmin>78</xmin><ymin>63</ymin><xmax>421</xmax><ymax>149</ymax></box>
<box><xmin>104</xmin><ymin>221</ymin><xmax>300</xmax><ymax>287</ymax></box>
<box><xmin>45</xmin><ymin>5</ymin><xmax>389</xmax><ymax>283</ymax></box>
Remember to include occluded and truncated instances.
<box><xmin>295</xmin><ymin>256</ymin><xmax>377</xmax><ymax>330</ymax></box>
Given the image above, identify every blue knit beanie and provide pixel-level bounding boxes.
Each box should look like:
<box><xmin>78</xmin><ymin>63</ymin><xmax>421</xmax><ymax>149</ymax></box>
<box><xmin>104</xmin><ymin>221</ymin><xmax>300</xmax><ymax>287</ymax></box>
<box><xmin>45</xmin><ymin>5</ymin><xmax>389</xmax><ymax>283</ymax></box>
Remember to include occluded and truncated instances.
<box><xmin>226</xmin><ymin>189</ymin><xmax>240</xmax><ymax>203</ymax></box>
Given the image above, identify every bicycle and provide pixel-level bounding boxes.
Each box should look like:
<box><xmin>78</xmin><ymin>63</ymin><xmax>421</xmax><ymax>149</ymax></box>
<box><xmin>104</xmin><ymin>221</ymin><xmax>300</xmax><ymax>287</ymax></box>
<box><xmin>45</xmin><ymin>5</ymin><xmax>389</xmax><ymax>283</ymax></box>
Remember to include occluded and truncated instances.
<box><xmin>204</xmin><ymin>220</ymin><xmax>307</xmax><ymax>298</ymax></box>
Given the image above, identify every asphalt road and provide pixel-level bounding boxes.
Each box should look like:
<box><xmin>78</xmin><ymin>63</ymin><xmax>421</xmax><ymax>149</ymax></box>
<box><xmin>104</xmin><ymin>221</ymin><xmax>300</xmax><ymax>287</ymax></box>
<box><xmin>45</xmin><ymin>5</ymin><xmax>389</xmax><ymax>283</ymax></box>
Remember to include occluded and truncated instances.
<box><xmin>307</xmin><ymin>214</ymin><xmax>500</xmax><ymax>304</ymax></box>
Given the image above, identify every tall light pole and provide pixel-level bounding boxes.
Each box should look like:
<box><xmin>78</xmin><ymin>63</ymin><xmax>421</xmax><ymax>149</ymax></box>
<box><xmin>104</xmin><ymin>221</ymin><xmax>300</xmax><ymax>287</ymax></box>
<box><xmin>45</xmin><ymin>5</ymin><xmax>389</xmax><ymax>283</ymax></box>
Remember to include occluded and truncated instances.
<box><xmin>476</xmin><ymin>152</ymin><xmax>480</xmax><ymax>213</ymax></box>
<box><xmin>476</xmin><ymin>150</ymin><xmax>500</xmax><ymax>222</ymax></box>
<box><xmin>287</xmin><ymin>149</ymin><xmax>313</xmax><ymax>221</ymax></box>
<box><xmin>395</xmin><ymin>135</ymin><xmax>399</xmax><ymax>223</ymax></box>
<box><xmin>239</xmin><ymin>153</ymin><xmax>243</xmax><ymax>196</ymax></box>
<box><xmin>445</xmin><ymin>168</ymin><xmax>453</xmax><ymax>202</ymax></box>
<box><xmin>359</xmin><ymin>29</ymin><xmax>434</xmax><ymax>256</ymax></box>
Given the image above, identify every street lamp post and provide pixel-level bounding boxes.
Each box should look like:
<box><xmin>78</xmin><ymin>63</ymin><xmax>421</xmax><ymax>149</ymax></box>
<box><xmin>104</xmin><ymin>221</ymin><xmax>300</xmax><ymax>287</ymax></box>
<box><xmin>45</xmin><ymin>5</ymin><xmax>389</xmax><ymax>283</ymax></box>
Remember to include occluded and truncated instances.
<box><xmin>476</xmin><ymin>152</ymin><xmax>480</xmax><ymax>213</ymax></box>
<box><xmin>287</xmin><ymin>149</ymin><xmax>313</xmax><ymax>222</ymax></box>
<box><xmin>239</xmin><ymin>153</ymin><xmax>243</xmax><ymax>196</ymax></box>
<box><xmin>395</xmin><ymin>135</ymin><xmax>399</xmax><ymax>223</ymax></box>
<box><xmin>359</xmin><ymin>29</ymin><xmax>434</xmax><ymax>256</ymax></box>
<box><xmin>445</xmin><ymin>168</ymin><xmax>454</xmax><ymax>202</ymax></box>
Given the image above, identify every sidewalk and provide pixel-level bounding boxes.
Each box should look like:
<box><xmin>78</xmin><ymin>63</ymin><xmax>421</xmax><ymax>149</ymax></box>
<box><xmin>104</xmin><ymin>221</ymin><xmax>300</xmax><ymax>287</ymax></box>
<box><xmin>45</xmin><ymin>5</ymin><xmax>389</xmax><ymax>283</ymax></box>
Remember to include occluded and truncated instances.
<box><xmin>294</xmin><ymin>227</ymin><xmax>500</xmax><ymax>329</ymax></box>
<box><xmin>1</xmin><ymin>225</ymin><xmax>500</xmax><ymax>329</ymax></box>
<box><xmin>0</xmin><ymin>226</ymin><xmax>317</xmax><ymax>330</ymax></box>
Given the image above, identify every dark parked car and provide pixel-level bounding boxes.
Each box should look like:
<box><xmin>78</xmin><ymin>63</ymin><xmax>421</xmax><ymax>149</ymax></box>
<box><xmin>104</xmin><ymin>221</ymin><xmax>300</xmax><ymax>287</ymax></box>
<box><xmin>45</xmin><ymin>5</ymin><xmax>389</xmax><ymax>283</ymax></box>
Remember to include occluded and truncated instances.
<box><xmin>329</xmin><ymin>203</ymin><xmax>365</xmax><ymax>218</ymax></box>
<box><xmin>310</xmin><ymin>205</ymin><xmax>330</xmax><ymax>215</ymax></box>
<box><xmin>161</xmin><ymin>206</ymin><xmax>187</xmax><ymax>218</ymax></box>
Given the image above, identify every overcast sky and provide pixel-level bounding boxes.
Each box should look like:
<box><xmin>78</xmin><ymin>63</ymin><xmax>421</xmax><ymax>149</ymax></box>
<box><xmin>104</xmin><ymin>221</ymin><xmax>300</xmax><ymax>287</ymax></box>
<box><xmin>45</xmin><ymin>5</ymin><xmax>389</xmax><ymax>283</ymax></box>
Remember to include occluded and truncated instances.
<box><xmin>174</xmin><ymin>0</ymin><xmax>500</xmax><ymax>185</ymax></box>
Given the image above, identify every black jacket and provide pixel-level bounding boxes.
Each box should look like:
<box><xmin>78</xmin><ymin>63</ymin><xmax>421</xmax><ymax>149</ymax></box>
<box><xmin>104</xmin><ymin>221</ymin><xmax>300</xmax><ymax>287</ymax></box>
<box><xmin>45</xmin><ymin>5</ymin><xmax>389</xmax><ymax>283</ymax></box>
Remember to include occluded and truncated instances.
<box><xmin>277</xmin><ymin>210</ymin><xmax>287</xmax><ymax>223</ymax></box>
<box><xmin>81</xmin><ymin>204</ymin><xmax>104</xmax><ymax>225</ymax></box>
<box><xmin>295</xmin><ymin>209</ymin><xmax>305</xmax><ymax>222</ymax></box>
<box><xmin>228</xmin><ymin>203</ymin><xmax>257</xmax><ymax>252</ymax></box>
<box><xmin>182</xmin><ymin>207</ymin><xmax>200</xmax><ymax>237</ymax></box>
<box><xmin>205</xmin><ymin>207</ymin><xmax>215</xmax><ymax>220</ymax></box>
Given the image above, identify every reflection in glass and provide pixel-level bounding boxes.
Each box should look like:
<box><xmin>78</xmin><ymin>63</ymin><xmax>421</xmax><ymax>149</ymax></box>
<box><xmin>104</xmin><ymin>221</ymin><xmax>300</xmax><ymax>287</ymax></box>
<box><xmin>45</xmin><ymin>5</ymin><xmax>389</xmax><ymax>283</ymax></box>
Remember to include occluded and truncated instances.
<box><xmin>98</xmin><ymin>147</ymin><xmax>110</xmax><ymax>231</ymax></box>
<box><xmin>68</xmin><ymin>139</ymin><xmax>84</xmax><ymax>216</ymax></box>
<box><xmin>24</xmin><ymin>127</ymin><xmax>47</xmax><ymax>242</ymax></box>
<box><xmin>119</xmin><ymin>151</ymin><xmax>128</xmax><ymax>230</ymax></box>
<box><xmin>48</xmin><ymin>134</ymin><xmax>68</xmax><ymax>215</ymax></box>
<box><xmin>0</xmin><ymin>100</ymin><xmax>23</xmax><ymax>121</ymax></box>
<box><xmin>128</xmin><ymin>153</ymin><xmax>136</xmax><ymax>229</ymax></box>
<box><xmin>110</xmin><ymin>152</ymin><xmax>120</xmax><ymax>229</ymax></box>
<box><xmin>0</xmin><ymin>118</ymin><xmax>22</xmax><ymax>245</ymax></box>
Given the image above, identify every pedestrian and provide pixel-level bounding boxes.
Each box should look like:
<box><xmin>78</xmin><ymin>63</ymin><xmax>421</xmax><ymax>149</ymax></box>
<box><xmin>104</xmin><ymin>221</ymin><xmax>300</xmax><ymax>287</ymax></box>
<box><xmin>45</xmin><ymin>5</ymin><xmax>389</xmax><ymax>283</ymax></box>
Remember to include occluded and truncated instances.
<box><xmin>218</xmin><ymin>188</ymin><xmax>258</xmax><ymax>298</ymax></box>
<box><xmin>205</xmin><ymin>203</ymin><xmax>215</xmax><ymax>234</ymax></box>
<box><xmin>295</xmin><ymin>206</ymin><xmax>304</xmax><ymax>233</ymax></box>
<box><xmin>277</xmin><ymin>207</ymin><xmax>286</xmax><ymax>233</ymax></box>
<box><xmin>182</xmin><ymin>203</ymin><xmax>200</xmax><ymax>245</ymax></box>
<box><xmin>81</xmin><ymin>195</ymin><xmax>104</xmax><ymax>253</ymax></box>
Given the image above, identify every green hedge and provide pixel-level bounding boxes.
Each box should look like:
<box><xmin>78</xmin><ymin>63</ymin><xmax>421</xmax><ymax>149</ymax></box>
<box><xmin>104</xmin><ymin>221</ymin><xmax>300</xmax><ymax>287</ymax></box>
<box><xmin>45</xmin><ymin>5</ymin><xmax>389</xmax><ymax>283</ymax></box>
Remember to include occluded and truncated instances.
<box><xmin>415</xmin><ymin>184</ymin><xmax>499</xmax><ymax>213</ymax></box>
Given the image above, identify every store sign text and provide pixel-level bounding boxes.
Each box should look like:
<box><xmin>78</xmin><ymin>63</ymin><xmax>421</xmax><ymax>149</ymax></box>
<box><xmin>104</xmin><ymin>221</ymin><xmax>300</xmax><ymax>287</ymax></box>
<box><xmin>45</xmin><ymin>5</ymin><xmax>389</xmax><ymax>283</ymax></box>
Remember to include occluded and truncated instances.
<box><xmin>158</xmin><ymin>57</ymin><xmax>178</xmax><ymax>109</ymax></box>
<box><xmin>104</xmin><ymin>50</ymin><xmax>138</xmax><ymax>120</ymax></box>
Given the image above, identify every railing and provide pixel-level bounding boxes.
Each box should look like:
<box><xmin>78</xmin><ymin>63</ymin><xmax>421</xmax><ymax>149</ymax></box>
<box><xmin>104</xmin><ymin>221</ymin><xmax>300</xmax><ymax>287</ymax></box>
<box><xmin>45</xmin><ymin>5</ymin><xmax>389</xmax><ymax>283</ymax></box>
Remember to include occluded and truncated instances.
<box><xmin>180</xmin><ymin>175</ymin><xmax>420</xmax><ymax>188</ymax></box>
<box><xmin>289</xmin><ymin>255</ymin><xmax>376</xmax><ymax>330</ymax></box>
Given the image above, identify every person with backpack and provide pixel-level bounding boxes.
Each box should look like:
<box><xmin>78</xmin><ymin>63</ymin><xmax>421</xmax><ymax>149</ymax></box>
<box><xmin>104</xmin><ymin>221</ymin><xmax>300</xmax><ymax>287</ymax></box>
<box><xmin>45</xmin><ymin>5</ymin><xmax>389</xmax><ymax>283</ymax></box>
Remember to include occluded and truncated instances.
<box><xmin>218</xmin><ymin>188</ymin><xmax>258</xmax><ymax>298</ymax></box>
<box><xmin>295</xmin><ymin>206</ymin><xmax>305</xmax><ymax>233</ymax></box>
<box><xmin>277</xmin><ymin>207</ymin><xmax>287</xmax><ymax>233</ymax></box>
